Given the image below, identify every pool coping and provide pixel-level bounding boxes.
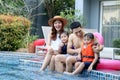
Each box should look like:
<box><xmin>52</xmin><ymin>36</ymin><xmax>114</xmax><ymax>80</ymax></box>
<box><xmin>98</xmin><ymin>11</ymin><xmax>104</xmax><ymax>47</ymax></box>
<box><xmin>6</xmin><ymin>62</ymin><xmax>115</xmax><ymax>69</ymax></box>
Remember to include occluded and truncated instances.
<box><xmin>0</xmin><ymin>51</ymin><xmax>120</xmax><ymax>80</ymax></box>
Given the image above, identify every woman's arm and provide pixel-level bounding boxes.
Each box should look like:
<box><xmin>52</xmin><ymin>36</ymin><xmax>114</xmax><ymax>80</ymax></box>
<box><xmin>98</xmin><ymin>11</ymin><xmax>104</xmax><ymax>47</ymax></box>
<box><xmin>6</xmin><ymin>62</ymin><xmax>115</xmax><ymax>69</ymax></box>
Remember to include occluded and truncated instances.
<box><xmin>46</xmin><ymin>33</ymin><xmax>51</xmax><ymax>49</ymax></box>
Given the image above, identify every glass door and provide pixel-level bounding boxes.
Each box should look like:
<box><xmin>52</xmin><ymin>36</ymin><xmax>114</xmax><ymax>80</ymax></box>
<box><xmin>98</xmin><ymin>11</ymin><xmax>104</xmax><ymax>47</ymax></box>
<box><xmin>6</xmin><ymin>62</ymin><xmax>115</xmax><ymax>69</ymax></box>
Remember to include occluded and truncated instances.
<box><xmin>100</xmin><ymin>1</ymin><xmax>120</xmax><ymax>47</ymax></box>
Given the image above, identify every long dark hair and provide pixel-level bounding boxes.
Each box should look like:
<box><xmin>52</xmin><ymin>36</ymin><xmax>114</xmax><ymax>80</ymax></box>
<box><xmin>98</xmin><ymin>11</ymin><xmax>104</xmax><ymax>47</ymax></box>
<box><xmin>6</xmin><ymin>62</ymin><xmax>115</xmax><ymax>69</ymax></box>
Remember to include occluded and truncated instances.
<box><xmin>51</xmin><ymin>20</ymin><xmax>64</xmax><ymax>40</ymax></box>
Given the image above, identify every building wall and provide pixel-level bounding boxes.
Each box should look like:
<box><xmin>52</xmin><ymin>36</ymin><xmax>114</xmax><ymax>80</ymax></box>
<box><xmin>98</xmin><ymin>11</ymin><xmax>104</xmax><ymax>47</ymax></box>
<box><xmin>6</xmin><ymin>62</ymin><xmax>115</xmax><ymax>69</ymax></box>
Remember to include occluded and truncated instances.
<box><xmin>83</xmin><ymin>0</ymin><xmax>100</xmax><ymax>31</ymax></box>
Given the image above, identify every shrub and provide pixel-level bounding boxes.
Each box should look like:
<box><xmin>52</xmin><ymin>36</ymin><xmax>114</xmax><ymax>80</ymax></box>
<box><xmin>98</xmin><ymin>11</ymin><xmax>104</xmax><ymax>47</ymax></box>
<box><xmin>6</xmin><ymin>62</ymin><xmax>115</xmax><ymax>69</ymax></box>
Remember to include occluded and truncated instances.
<box><xmin>113</xmin><ymin>39</ymin><xmax>120</xmax><ymax>48</ymax></box>
<box><xmin>0</xmin><ymin>14</ymin><xmax>31</xmax><ymax>51</ymax></box>
<box><xmin>113</xmin><ymin>38</ymin><xmax>120</xmax><ymax>55</ymax></box>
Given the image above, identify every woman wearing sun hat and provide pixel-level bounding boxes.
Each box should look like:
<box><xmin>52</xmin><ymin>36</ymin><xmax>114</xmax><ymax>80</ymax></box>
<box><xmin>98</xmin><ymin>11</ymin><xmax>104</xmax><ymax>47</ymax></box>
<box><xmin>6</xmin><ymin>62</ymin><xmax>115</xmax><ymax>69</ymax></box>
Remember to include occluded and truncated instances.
<box><xmin>40</xmin><ymin>16</ymin><xmax>67</xmax><ymax>71</ymax></box>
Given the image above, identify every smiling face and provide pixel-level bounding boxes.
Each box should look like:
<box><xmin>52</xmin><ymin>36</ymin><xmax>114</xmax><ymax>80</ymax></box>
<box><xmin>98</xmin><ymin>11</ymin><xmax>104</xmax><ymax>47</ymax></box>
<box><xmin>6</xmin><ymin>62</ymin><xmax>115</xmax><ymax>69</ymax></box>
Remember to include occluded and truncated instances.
<box><xmin>83</xmin><ymin>36</ymin><xmax>92</xmax><ymax>44</ymax></box>
<box><xmin>53</xmin><ymin>20</ymin><xmax>63</xmax><ymax>32</ymax></box>
<box><xmin>72</xmin><ymin>27</ymin><xmax>83</xmax><ymax>38</ymax></box>
<box><xmin>60</xmin><ymin>33</ymin><xmax>69</xmax><ymax>43</ymax></box>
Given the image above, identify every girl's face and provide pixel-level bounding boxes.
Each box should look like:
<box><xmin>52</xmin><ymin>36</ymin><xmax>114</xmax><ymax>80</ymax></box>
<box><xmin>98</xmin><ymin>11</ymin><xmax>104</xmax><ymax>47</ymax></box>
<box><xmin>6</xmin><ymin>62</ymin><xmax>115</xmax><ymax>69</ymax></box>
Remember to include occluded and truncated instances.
<box><xmin>83</xmin><ymin>36</ymin><xmax>92</xmax><ymax>44</ymax></box>
<box><xmin>60</xmin><ymin>33</ymin><xmax>68</xmax><ymax>43</ymax></box>
<box><xmin>53</xmin><ymin>20</ymin><xmax>63</xmax><ymax>32</ymax></box>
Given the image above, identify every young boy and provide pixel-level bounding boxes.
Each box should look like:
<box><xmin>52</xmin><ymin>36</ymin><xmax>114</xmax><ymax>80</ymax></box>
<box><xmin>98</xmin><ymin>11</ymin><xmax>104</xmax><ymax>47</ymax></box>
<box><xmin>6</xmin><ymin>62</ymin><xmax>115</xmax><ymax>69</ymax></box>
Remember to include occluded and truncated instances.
<box><xmin>65</xmin><ymin>33</ymin><xmax>99</xmax><ymax>75</ymax></box>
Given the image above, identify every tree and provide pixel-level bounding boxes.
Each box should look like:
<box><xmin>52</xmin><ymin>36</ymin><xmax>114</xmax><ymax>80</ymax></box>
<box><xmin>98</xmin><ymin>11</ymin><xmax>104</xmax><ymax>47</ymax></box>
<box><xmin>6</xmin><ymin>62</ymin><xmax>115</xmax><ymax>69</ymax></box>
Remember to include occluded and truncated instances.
<box><xmin>43</xmin><ymin>0</ymin><xmax>75</xmax><ymax>18</ymax></box>
<box><xmin>60</xmin><ymin>9</ymin><xmax>86</xmax><ymax>32</ymax></box>
<box><xmin>0</xmin><ymin>0</ymin><xmax>26</xmax><ymax>16</ymax></box>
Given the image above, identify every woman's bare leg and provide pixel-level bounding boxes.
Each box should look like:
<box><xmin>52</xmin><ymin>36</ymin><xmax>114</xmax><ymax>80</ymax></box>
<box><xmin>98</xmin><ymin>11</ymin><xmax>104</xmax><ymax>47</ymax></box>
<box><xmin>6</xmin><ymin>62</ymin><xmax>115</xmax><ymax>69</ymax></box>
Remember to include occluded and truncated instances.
<box><xmin>40</xmin><ymin>49</ymin><xmax>53</xmax><ymax>71</ymax></box>
<box><xmin>49</xmin><ymin>55</ymin><xmax>55</xmax><ymax>71</ymax></box>
<box><xmin>55</xmin><ymin>55</ymin><xmax>66</xmax><ymax>73</ymax></box>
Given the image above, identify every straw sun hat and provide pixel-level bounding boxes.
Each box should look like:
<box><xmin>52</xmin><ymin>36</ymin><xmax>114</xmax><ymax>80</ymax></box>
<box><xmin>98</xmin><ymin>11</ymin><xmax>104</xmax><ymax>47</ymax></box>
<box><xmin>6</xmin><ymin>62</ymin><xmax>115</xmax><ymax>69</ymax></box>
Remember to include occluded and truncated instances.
<box><xmin>48</xmin><ymin>16</ymin><xmax>67</xmax><ymax>26</ymax></box>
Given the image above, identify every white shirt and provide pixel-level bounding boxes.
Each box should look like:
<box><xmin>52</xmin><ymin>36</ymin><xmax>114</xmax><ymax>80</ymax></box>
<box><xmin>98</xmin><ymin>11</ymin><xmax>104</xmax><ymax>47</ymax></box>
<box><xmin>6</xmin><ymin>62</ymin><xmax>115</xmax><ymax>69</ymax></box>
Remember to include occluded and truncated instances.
<box><xmin>51</xmin><ymin>34</ymin><xmax>61</xmax><ymax>50</ymax></box>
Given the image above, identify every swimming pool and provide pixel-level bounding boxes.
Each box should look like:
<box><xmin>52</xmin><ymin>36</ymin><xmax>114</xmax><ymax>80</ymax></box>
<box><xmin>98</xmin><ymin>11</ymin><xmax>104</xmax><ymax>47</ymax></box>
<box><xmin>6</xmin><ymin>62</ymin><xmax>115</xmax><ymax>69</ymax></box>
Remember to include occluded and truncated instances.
<box><xmin>0</xmin><ymin>52</ymin><xmax>120</xmax><ymax>80</ymax></box>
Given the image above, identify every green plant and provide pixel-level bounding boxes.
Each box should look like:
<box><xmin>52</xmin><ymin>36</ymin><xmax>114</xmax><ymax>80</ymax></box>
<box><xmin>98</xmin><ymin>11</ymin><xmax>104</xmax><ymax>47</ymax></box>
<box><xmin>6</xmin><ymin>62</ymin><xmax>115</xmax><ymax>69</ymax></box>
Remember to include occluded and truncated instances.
<box><xmin>0</xmin><ymin>0</ymin><xmax>26</xmax><ymax>16</ymax></box>
<box><xmin>0</xmin><ymin>14</ymin><xmax>31</xmax><ymax>51</ymax></box>
<box><xmin>27</xmin><ymin>35</ymin><xmax>38</xmax><ymax>44</ymax></box>
<box><xmin>43</xmin><ymin>0</ymin><xmax>75</xmax><ymax>18</ymax></box>
<box><xmin>113</xmin><ymin>39</ymin><xmax>120</xmax><ymax>48</ymax></box>
<box><xmin>60</xmin><ymin>9</ymin><xmax>86</xmax><ymax>32</ymax></box>
<box><xmin>113</xmin><ymin>38</ymin><xmax>120</xmax><ymax>55</ymax></box>
<box><xmin>22</xmin><ymin>34</ymin><xmax>38</xmax><ymax>48</ymax></box>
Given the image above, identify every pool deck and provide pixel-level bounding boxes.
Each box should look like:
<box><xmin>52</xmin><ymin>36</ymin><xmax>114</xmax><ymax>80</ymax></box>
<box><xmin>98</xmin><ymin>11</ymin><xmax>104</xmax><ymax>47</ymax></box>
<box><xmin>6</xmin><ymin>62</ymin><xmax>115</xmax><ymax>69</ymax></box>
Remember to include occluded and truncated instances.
<box><xmin>100</xmin><ymin>47</ymin><xmax>120</xmax><ymax>60</ymax></box>
<box><xmin>98</xmin><ymin>70</ymin><xmax>120</xmax><ymax>75</ymax></box>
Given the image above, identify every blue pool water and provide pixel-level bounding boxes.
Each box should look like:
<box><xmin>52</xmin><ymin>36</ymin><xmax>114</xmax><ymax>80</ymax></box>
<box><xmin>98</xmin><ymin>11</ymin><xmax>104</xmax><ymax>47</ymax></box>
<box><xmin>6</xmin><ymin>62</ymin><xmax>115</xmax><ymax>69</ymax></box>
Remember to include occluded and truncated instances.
<box><xmin>0</xmin><ymin>52</ymin><xmax>119</xmax><ymax>80</ymax></box>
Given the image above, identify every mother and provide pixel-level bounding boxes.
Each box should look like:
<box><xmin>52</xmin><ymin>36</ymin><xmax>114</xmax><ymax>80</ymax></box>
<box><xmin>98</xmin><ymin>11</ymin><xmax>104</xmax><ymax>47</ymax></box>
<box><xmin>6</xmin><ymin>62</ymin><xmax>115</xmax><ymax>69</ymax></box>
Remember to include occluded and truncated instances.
<box><xmin>40</xmin><ymin>16</ymin><xmax>67</xmax><ymax>71</ymax></box>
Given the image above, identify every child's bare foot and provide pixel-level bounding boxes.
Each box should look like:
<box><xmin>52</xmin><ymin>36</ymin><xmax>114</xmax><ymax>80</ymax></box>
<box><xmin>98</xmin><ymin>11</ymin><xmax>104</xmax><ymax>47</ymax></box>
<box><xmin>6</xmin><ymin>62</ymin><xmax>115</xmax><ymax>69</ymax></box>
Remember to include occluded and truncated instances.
<box><xmin>39</xmin><ymin>68</ymin><xmax>44</xmax><ymax>72</ymax></box>
<box><xmin>64</xmin><ymin>71</ymin><xmax>73</xmax><ymax>75</ymax></box>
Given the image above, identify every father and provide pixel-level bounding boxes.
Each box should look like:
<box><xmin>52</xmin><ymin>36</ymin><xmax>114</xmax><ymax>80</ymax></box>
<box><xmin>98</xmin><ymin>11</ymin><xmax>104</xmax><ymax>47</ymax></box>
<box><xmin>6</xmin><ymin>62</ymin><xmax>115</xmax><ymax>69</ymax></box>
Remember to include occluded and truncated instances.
<box><xmin>55</xmin><ymin>21</ymin><xmax>84</xmax><ymax>72</ymax></box>
<box><xmin>55</xmin><ymin>21</ymin><xmax>103</xmax><ymax>73</ymax></box>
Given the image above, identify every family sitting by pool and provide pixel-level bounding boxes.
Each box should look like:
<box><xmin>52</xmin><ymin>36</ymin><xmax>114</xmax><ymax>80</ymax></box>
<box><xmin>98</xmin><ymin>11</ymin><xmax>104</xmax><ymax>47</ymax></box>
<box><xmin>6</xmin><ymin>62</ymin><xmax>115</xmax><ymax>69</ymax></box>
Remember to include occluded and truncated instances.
<box><xmin>39</xmin><ymin>15</ymin><xmax>104</xmax><ymax>75</ymax></box>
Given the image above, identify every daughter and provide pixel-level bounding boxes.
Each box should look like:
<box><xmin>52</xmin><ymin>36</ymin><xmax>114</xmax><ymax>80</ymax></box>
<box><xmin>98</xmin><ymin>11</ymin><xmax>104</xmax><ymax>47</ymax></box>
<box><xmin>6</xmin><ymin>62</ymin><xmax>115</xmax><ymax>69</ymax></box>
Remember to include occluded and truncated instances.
<box><xmin>58</xmin><ymin>31</ymin><xmax>69</xmax><ymax>55</ymax></box>
<box><xmin>55</xmin><ymin>31</ymin><xmax>69</xmax><ymax>72</ymax></box>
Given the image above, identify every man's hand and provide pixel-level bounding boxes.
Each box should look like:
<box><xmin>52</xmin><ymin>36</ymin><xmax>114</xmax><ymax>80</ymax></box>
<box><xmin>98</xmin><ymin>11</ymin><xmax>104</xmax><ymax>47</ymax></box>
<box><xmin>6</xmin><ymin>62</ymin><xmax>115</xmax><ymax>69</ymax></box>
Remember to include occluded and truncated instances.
<box><xmin>92</xmin><ymin>44</ymin><xmax>100</xmax><ymax>53</ymax></box>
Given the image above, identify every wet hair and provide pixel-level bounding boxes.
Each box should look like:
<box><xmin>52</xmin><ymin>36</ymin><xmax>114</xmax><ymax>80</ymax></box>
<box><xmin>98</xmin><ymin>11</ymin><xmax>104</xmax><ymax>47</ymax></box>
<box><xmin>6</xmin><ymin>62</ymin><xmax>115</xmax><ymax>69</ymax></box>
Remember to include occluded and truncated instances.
<box><xmin>60</xmin><ymin>31</ymin><xmax>69</xmax><ymax>38</ymax></box>
<box><xmin>84</xmin><ymin>33</ymin><xmax>94</xmax><ymax>40</ymax></box>
<box><xmin>70</xmin><ymin>21</ymin><xmax>82</xmax><ymax>30</ymax></box>
<box><xmin>51</xmin><ymin>20</ymin><xmax>64</xmax><ymax>40</ymax></box>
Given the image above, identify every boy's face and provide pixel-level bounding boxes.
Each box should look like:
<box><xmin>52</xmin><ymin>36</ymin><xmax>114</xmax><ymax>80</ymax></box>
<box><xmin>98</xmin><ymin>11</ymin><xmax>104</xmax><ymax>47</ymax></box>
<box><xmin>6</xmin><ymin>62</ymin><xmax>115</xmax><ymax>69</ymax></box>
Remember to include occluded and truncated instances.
<box><xmin>83</xmin><ymin>36</ymin><xmax>92</xmax><ymax>44</ymax></box>
<box><xmin>72</xmin><ymin>27</ymin><xmax>83</xmax><ymax>38</ymax></box>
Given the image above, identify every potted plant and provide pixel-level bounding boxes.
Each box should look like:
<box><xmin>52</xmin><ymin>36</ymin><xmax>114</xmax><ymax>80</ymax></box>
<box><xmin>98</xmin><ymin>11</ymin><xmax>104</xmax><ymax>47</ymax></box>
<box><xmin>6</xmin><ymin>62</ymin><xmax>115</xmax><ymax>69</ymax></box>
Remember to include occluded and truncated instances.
<box><xmin>112</xmin><ymin>38</ymin><xmax>120</xmax><ymax>55</ymax></box>
<box><xmin>26</xmin><ymin>34</ymin><xmax>38</xmax><ymax>53</ymax></box>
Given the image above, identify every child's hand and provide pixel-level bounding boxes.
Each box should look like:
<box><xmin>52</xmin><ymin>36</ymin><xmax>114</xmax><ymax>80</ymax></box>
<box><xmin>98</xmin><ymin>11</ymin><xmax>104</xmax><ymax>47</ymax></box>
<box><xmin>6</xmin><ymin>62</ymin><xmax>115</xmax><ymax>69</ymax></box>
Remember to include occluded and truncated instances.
<box><xmin>76</xmin><ymin>56</ymin><xmax>81</xmax><ymax>61</ymax></box>
<box><xmin>75</xmin><ymin>48</ymin><xmax>81</xmax><ymax>54</ymax></box>
<box><xmin>59</xmin><ymin>42</ymin><xmax>64</xmax><ymax>47</ymax></box>
<box><xmin>87</xmin><ymin>65</ymin><xmax>93</xmax><ymax>72</ymax></box>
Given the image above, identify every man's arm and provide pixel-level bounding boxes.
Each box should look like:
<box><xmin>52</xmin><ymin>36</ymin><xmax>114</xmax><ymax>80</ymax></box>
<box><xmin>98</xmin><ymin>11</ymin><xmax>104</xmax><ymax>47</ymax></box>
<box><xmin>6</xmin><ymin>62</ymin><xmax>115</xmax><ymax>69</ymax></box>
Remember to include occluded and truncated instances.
<box><xmin>93</xmin><ymin>44</ymin><xmax>104</xmax><ymax>53</ymax></box>
<box><xmin>67</xmin><ymin>34</ymin><xmax>80</xmax><ymax>55</ymax></box>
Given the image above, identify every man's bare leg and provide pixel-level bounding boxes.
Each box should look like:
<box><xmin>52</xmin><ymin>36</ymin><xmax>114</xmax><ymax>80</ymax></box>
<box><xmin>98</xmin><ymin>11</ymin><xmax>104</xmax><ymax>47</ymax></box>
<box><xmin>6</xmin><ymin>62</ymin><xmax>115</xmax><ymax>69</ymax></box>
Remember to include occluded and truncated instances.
<box><xmin>55</xmin><ymin>55</ymin><xmax>66</xmax><ymax>72</ymax></box>
<box><xmin>65</xmin><ymin>56</ymin><xmax>76</xmax><ymax>72</ymax></box>
<box><xmin>65</xmin><ymin>62</ymin><xmax>85</xmax><ymax>75</ymax></box>
<box><xmin>75</xmin><ymin>62</ymin><xmax>81</xmax><ymax>69</ymax></box>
